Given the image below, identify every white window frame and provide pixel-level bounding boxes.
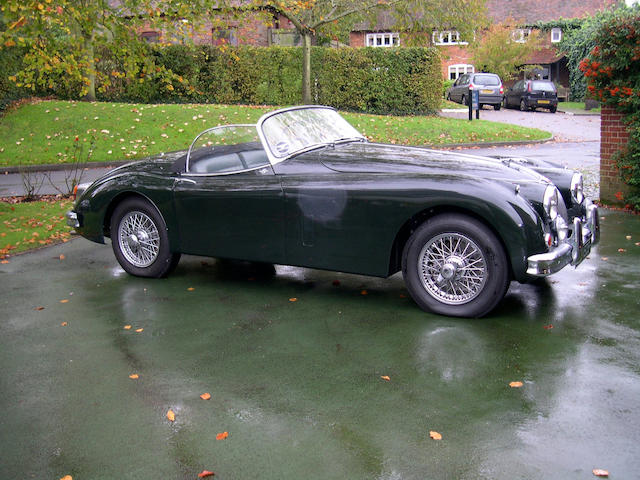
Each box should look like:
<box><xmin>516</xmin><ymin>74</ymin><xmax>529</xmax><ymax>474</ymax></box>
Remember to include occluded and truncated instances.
<box><xmin>432</xmin><ymin>30</ymin><xmax>468</xmax><ymax>46</ymax></box>
<box><xmin>448</xmin><ymin>64</ymin><xmax>474</xmax><ymax>80</ymax></box>
<box><xmin>551</xmin><ymin>27</ymin><xmax>562</xmax><ymax>43</ymax></box>
<box><xmin>512</xmin><ymin>28</ymin><xmax>532</xmax><ymax>43</ymax></box>
<box><xmin>365</xmin><ymin>32</ymin><xmax>400</xmax><ymax>48</ymax></box>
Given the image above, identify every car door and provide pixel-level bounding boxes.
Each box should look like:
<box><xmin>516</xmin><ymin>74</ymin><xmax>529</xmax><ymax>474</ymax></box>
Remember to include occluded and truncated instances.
<box><xmin>507</xmin><ymin>81</ymin><xmax>523</xmax><ymax>106</ymax></box>
<box><xmin>452</xmin><ymin>75</ymin><xmax>468</xmax><ymax>103</ymax></box>
<box><xmin>272</xmin><ymin>150</ymin><xmax>398</xmax><ymax>278</ymax></box>
<box><xmin>173</xmin><ymin>165</ymin><xmax>286</xmax><ymax>264</ymax></box>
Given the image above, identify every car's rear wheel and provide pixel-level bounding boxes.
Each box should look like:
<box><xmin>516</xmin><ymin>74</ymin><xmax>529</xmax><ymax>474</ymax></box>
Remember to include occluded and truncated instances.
<box><xmin>503</xmin><ymin>97</ymin><xmax>509</xmax><ymax>109</ymax></box>
<box><xmin>402</xmin><ymin>214</ymin><xmax>510</xmax><ymax>318</ymax></box>
<box><xmin>110</xmin><ymin>197</ymin><xmax>180</xmax><ymax>278</ymax></box>
<box><xmin>520</xmin><ymin>99</ymin><xmax>528</xmax><ymax>111</ymax></box>
<box><xmin>550</xmin><ymin>106</ymin><xmax>557</xmax><ymax>113</ymax></box>
<box><xmin>494</xmin><ymin>103</ymin><xmax>501</xmax><ymax>111</ymax></box>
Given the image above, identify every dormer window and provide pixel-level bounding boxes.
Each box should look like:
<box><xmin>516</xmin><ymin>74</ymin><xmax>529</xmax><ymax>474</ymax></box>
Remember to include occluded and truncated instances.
<box><xmin>511</xmin><ymin>28</ymin><xmax>531</xmax><ymax>43</ymax></box>
<box><xmin>365</xmin><ymin>32</ymin><xmax>400</xmax><ymax>47</ymax></box>
<box><xmin>551</xmin><ymin>28</ymin><xmax>562</xmax><ymax>43</ymax></box>
<box><xmin>432</xmin><ymin>31</ymin><xmax>467</xmax><ymax>46</ymax></box>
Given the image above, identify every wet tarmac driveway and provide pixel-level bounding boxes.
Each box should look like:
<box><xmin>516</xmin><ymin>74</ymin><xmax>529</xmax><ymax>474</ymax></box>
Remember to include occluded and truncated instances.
<box><xmin>1</xmin><ymin>209</ymin><xmax>639</xmax><ymax>480</ymax></box>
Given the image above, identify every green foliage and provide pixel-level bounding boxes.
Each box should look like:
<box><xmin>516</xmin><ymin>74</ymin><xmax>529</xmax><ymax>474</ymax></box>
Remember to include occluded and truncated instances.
<box><xmin>1</xmin><ymin>45</ymin><xmax>442</xmax><ymax>115</ymax></box>
<box><xmin>580</xmin><ymin>6</ymin><xmax>640</xmax><ymax>209</ymax></box>
<box><xmin>470</xmin><ymin>20</ymin><xmax>543</xmax><ymax>81</ymax></box>
<box><xmin>315</xmin><ymin>47</ymin><xmax>441</xmax><ymax>114</ymax></box>
<box><xmin>0</xmin><ymin>45</ymin><xmax>28</xmax><ymax>112</ymax></box>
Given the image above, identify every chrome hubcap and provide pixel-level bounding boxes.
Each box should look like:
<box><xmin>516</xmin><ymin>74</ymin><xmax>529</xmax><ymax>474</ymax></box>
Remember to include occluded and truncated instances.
<box><xmin>118</xmin><ymin>211</ymin><xmax>160</xmax><ymax>267</ymax></box>
<box><xmin>418</xmin><ymin>233</ymin><xmax>487</xmax><ymax>305</ymax></box>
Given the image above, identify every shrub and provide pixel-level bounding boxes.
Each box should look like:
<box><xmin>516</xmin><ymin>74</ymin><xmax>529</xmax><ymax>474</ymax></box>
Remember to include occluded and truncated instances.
<box><xmin>580</xmin><ymin>6</ymin><xmax>640</xmax><ymax>209</ymax></box>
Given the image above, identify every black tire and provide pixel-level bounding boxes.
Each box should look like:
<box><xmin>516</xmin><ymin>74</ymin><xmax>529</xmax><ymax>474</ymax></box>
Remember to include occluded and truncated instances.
<box><xmin>110</xmin><ymin>197</ymin><xmax>180</xmax><ymax>278</ymax></box>
<box><xmin>550</xmin><ymin>106</ymin><xmax>557</xmax><ymax>113</ymax></box>
<box><xmin>503</xmin><ymin>97</ymin><xmax>509</xmax><ymax>109</ymax></box>
<box><xmin>520</xmin><ymin>99</ymin><xmax>528</xmax><ymax>112</ymax></box>
<box><xmin>401</xmin><ymin>214</ymin><xmax>510</xmax><ymax>318</ymax></box>
<box><xmin>462</xmin><ymin>95</ymin><xmax>468</xmax><ymax>106</ymax></box>
<box><xmin>494</xmin><ymin>103</ymin><xmax>501</xmax><ymax>111</ymax></box>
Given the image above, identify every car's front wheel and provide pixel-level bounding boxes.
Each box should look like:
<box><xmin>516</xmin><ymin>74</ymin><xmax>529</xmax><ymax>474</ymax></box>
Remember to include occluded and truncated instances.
<box><xmin>110</xmin><ymin>197</ymin><xmax>180</xmax><ymax>278</ymax></box>
<box><xmin>402</xmin><ymin>214</ymin><xmax>510</xmax><ymax>318</ymax></box>
<box><xmin>520</xmin><ymin>99</ymin><xmax>529</xmax><ymax>111</ymax></box>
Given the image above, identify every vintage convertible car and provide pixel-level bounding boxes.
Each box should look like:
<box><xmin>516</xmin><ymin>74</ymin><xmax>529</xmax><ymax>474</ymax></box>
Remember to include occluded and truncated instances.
<box><xmin>67</xmin><ymin>105</ymin><xmax>599</xmax><ymax>318</ymax></box>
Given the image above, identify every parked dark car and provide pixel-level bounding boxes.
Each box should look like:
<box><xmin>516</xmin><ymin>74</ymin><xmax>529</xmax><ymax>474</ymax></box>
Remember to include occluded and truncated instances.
<box><xmin>67</xmin><ymin>106</ymin><xmax>599</xmax><ymax>318</ymax></box>
<box><xmin>446</xmin><ymin>73</ymin><xmax>504</xmax><ymax>110</ymax></box>
<box><xmin>504</xmin><ymin>80</ymin><xmax>559</xmax><ymax>113</ymax></box>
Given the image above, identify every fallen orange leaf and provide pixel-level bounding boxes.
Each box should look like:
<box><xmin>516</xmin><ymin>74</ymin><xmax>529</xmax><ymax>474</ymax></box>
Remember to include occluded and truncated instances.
<box><xmin>593</xmin><ymin>469</ymin><xmax>609</xmax><ymax>477</ymax></box>
<box><xmin>509</xmin><ymin>381</ymin><xmax>524</xmax><ymax>388</ymax></box>
<box><xmin>135</xmin><ymin>328</ymin><xmax>144</xmax><ymax>333</ymax></box>
<box><xmin>429</xmin><ymin>431</ymin><xmax>442</xmax><ymax>440</ymax></box>
<box><xmin>59</xmin><ymin>476</ymin><xmax>72</xmax><ymax>480</ymax></box>
<box><xmin>543</xmin><ymin>324</ymin><xmax>554</xmax><ymax>330</ymax></box>
<box><xmin>124</xmin><ymin>325</ymin><xmax>132</xmax><ymax>330</ymax></box>
<box><xmin>618</xmin><ymin>248</ymin><xmax>627</xmax><ymax>253</ymax></box>
<box><xmin>216</xmin><ymin>431</ymin><xmax>229</xmax><ymax>440</ymax></box>
<box><xmin>167</xmin><ymin>409</ymin><xmax>175</xmax><ymax>422</ymax></box>
<box><xmin>60</xmin><ymin>299</ymin><xmax>69</xmax><ymax>303</ymax></box>
<box><xmin>35</xmin><ymin>306</ymin><xmax>45</xmax><ymax>311</ymax></box>
<box><xmin>187</xmin><ymin>287</ymin><xmax>195</xmax><ymax>291</ymax></box>
<box><xmin>1</xmin><ymin>260</ymin><xmax>9</xmax><ymax>264</ymax></box>
<box><xmin>198</xmin><ymin>471</ymin><xmax>215</xmax><ymax>478</ymax></box>
<box><xmin>360</xmin><ymin>289</ymin><xmax>368</xmax><ymax>295</ymax></box>
<box><xmin>61</xmin><ymin>322</ymin><xmax>68</xmax><ymax>327</ymax></box>
<box><xmin>59</xmin><ymin>254</ymin><xmax>65</xmax><ymax>260</ymax></box>
<box><xmin>200</xmin><ymin>393</ymin><xmax>211</xmax><ymax>400</ymax></box>
<box><xmin>289</xmin><ymin>297</ymin><xmax>297</xmax><ymax>302</ymax></box>
<box><xmin>380</xmin><ymin>375</ymin><xmax>391</xmax><ymax>381</ymax></box>
<box><xmin>129</xmin><ymin>374</ymin><xmax>139</xmax><ymax>379</ymax></box>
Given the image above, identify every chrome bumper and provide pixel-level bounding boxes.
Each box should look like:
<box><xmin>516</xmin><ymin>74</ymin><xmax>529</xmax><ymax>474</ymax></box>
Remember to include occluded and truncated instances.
<box><xmin>66</xmin><ymin>210</ymin><xmax>80</xmax><ymax>228</ymax></box>
<box><xmin>527</xmin><ymin>203</ymin><xmax>599</xmax><ymax>276</ymax></box>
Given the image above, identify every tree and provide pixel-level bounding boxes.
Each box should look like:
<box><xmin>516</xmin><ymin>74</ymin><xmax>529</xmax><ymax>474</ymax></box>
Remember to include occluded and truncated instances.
<box><xmin>0</xmin><ymin>0</ymin><xmax>229</xmax><ymax>101</ymax></box>
<box><xmin>249</xmin><ymin>0</ymin><xmax>487</xmax><ymax>103</ymax></box>
<box><xmin>469</xmin><ymin>19</ymin><xmax>542</xmax><ymax>81</ymax></box>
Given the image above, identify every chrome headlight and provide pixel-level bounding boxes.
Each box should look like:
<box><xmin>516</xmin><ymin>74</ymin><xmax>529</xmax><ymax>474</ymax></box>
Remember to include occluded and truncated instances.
<box><xmin>570</xmin><ymin>172</ymin><xmax>584</xmax><ymax>205</ymax></box>
<box><xmin>543</xmin><ymin>185</ymin><xmax>560</xmax><ymax>221</ymax></box>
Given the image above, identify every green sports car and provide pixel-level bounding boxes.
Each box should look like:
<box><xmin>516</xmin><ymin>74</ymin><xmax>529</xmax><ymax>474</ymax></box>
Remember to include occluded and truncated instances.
<box><xmin>67</xmin><ymin>105</ymin><xmax>599</xmax><ymax>318</ymax></box>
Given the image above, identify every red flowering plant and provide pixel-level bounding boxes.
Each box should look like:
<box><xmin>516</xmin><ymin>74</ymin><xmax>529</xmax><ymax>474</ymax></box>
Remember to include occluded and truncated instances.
<box><xmin>580</xmin><ymin>7</ymin><xmax>640</xmax><ymax>208</ymax></box>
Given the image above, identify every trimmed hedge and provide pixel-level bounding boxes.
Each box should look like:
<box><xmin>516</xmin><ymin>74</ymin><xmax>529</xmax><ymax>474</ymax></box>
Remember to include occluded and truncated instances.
<box><xmin>2</xmin><ymin>45</ymin><xmax>441</xmax><ymax>115</ymax></box>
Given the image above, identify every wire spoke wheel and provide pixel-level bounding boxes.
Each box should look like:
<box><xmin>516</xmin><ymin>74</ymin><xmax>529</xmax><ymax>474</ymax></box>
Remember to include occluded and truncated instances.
<box><xmin>418</xmin><ymin>233</ymin><xmax>488</xmax><ymax>305</ymax></box>
<box><xmin>117</xmin><ymin>211</ymin><xmax>161</xmax><ymax>268</ymax></box>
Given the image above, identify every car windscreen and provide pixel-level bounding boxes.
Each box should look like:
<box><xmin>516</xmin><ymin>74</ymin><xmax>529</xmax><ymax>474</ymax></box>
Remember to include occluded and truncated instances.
<box><xmin>473</xmin><ymin>75</ymin><xmax>500</xmax><ymax>86</ymax></box>
<box><xmin>258</xmin><ymin>107</ymin><xmax>364</xmax><ymax>163</ymax></box>
<box><xmin>531</xmin><ymin>81</ymin><xmax>556</xmax><ymax>92</ymax></box>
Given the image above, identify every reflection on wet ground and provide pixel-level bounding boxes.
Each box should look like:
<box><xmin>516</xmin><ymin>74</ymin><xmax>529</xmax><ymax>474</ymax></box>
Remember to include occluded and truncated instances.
<box><xmin>0</xmin><ymin>209</ymin><xmax>638</xmax><ymax>479</ymax></box>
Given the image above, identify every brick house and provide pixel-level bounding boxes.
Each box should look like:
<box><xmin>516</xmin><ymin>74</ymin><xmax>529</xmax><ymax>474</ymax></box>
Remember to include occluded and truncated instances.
<box><xmin>350</xmin><ymin>0</ymin><xmax>619</xmax><ymax>86</ymax></box>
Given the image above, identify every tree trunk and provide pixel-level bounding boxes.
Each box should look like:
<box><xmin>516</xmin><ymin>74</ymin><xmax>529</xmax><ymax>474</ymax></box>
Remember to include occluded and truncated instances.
<box><xmin>301</xmin><ymin>32</ymin><xmax>312</xmax><ymax>104</ymax></box>
<box><xmin>84</xmin><ymin>36</ymin><xmax>96</xmax><ymax>102</ymax></box>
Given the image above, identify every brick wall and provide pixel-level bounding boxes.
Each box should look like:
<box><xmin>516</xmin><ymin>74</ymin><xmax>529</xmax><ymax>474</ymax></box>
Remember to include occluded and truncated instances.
<box><xmin>600</xmin><ymin>106</ymin><xmax>631</xmax><ymax>203</ymax></box>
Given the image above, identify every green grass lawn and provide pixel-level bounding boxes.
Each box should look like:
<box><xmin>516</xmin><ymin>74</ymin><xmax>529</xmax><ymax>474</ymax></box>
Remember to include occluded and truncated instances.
<box><xmin>0</xmin><ymin>100</ymin><xmax>550</xmax><ymax>167</ymax></box>
<box><xmin>0</xmin><ymin>197</ymin><xmax>73</xmax><ymax>258</ymax></box>
<box><xmin>558</xmin><ymin>101</ymin><xmax>601</xmax><ymax>114</ymax></box>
